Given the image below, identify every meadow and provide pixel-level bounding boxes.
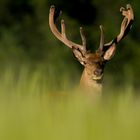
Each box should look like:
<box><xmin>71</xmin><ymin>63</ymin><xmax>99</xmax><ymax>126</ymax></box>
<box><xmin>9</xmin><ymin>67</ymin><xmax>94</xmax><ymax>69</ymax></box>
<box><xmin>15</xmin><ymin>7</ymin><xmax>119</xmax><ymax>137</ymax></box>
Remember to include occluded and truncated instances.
<box><xmin>0</xmin><ymin>1</ymin><xmax>140</xmax><ymax>139</ymax></box>
<box><xmin>0</xmin><ymin>64</ymin><xmax>139</xmax><ymax>140</ymax></box>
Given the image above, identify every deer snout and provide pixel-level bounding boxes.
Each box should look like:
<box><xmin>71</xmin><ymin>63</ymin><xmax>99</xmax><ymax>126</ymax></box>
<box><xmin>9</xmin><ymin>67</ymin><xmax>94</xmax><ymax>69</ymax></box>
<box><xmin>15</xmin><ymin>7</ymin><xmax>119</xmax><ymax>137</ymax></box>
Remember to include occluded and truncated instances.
<box><xmin>94</xmin><ymin>69</ymin><xmax>103</xmax><ymax>76</ymax></box>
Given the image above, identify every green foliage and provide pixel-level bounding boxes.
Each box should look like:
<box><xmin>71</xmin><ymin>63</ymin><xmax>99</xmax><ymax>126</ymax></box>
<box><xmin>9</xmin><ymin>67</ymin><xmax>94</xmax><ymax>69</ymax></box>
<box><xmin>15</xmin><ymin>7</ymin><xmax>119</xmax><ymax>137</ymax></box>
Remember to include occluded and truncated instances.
<box><xmin>0</xmin><ymin>65</ymin><xmax>139</xmax><ymax>140</ymax></box>
<box><xmin>0</xmin><ymin>0</ymin><xmax>139</xmax><ymax>89</ymax></box>
<box><xmin>0</xmin><ymin>0</ymin><xmax>139</xmax><ymax>98</ymax></box>
<box><xmin>0</xmin><ymin>1</ymin><xmax>139</xmax><ymax>139</ymax></box>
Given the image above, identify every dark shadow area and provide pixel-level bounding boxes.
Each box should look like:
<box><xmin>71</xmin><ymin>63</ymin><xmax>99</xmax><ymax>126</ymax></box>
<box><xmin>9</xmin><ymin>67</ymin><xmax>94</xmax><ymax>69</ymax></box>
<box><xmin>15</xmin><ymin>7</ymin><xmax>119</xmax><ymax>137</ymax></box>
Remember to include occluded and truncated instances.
<box><xmin>49</xmin><ymin>0</ymin><xmax>97</xmax><ymax>25</ymax></box>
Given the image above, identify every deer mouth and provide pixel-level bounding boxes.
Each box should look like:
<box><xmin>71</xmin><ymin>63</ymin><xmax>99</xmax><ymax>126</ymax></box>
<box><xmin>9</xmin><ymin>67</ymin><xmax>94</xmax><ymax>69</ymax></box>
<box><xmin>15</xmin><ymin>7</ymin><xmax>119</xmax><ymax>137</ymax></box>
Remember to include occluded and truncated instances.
<box><xmin>92</xmin><ymin>73</ymin><xmax>103</xmax><ymax>81</ymax></box>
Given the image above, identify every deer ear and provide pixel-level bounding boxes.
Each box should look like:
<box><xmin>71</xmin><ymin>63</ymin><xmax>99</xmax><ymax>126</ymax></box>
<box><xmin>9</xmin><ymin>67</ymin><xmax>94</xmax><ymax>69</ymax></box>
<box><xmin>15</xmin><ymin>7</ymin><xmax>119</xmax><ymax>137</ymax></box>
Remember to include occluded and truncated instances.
<box><xmin>103</xmin><ymin>44</ymin><xmax>116</xmax><ymax>60</ymax></box>
<box><xmin>72</xmin><ymin>47</ymin><xmax>86</xmax><ymax>66</ymax></box>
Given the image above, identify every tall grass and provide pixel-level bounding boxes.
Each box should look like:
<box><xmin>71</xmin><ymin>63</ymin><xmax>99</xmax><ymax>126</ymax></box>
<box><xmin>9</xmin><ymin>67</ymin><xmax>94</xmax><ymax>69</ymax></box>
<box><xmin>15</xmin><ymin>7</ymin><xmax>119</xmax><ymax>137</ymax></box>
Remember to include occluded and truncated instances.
<box><xmin>0</xmin><ymin>64</ymin><xmax>139</xmax><ymax>140</ymax></box>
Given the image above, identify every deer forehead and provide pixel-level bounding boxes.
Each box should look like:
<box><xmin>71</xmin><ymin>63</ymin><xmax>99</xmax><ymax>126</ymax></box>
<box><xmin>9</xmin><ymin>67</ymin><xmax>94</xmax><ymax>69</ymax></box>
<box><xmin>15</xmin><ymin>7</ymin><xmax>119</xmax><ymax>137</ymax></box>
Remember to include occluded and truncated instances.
<box><xmin>85</xmin><ymin>53</ymin><xmax>103</xmax><ymax>62</ymax></box>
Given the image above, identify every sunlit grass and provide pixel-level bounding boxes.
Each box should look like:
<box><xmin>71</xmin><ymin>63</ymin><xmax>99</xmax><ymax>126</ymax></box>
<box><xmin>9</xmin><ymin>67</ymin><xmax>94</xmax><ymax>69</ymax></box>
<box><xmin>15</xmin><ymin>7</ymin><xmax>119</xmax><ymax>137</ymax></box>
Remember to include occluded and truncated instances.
<box><xmin>0</xmin><ymin>64</ymin><xmax>139</xmax><ymax>140</ymax></box>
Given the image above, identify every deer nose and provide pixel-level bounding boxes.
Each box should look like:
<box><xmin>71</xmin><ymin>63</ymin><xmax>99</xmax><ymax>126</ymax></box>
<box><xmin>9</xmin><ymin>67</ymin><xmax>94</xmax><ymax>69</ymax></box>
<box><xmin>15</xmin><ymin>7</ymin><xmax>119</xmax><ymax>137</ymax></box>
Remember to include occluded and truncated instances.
<box><xmin>94</xmin><ymin>69</ymin><xmax>103</xmax><ymax>76</ymax></box>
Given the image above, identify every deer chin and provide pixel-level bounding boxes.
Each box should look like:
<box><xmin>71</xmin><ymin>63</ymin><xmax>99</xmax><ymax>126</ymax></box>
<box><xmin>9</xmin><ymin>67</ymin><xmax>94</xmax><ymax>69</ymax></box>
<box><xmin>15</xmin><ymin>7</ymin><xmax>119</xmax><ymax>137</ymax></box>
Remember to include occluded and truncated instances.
<box><xmin>92</xmin><ymin>74</ymin><xmax>103</xmax><ymax>81</ymax></box>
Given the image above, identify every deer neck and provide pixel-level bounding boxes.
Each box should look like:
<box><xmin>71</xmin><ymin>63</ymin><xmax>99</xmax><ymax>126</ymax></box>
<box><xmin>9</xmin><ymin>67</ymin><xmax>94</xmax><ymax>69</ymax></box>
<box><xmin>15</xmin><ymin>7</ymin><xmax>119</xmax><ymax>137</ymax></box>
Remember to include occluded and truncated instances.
<box><xmin>80</xmin><ymin>68</ymin><xmax>103</xmax><ymax>95</ymax></box>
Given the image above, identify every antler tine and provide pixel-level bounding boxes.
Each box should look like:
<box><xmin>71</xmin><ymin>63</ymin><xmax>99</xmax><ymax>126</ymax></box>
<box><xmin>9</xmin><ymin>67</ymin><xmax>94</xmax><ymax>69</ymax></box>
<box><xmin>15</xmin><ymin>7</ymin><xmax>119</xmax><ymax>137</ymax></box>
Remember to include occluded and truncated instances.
<box><xmin>104</xmin><ymin>4</ymin><xmax>134</xmax><ymax>49</ymax></box>
<box><xmin>49</xmin><ymin>5</ymin><xmax>85</xmax><ymax>51</ymax></box>
<box><xmin>116</xmin><ymin>17</ymin><xmax>128</xmax><ymax>43</ymax></box>
<box><xmin>98</xmin><ymin>25</ymin><xmax>104</xmax><ymax>52</ymax></box>
<box><xmin>49</xmin><ymin>5</ymin><xmax>62</xmax><ymax>41</ymax></box>
<box><xmin>80</xmin><ymin>27</ymin><xmax>86</xmax><ymax>52</ymax></box>
<box><xmin>121</xmin><ymin>4</ymin><xmax>134</xmax><ymax>21</ymax></box>
<box><xmin>116</xmin><ymin>4</ymin><xmax>134</xmax><ymax>42</ymax></box>
<box><xmin>61</xmin><ymin>19</ymin><xmax>66</xmax><ymax>38</ymax></box>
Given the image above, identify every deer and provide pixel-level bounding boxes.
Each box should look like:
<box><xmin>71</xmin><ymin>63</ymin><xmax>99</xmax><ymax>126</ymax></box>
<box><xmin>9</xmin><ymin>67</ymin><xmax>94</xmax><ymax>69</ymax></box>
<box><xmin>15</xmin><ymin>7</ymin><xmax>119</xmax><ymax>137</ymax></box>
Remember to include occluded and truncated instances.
<box><xmin>49</xmin><ymin>4</ymin><xmax>134</xmax><ymax>97</ymax></box>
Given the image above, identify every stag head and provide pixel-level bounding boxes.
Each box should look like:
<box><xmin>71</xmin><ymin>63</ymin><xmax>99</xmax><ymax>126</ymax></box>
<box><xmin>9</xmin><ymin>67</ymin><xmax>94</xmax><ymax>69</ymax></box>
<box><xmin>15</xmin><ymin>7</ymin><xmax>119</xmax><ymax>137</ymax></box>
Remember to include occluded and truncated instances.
<box><xmin>49</xmin><ymin>4</ymin><xmax>134</xmax><ymax>81</ymax></box>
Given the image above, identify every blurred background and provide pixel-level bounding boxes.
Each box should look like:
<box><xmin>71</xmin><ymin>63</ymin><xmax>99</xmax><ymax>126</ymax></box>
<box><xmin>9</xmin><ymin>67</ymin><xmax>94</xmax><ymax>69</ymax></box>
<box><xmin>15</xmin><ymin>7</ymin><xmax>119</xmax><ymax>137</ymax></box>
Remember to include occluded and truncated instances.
<box><xmin>0</xmin><ymin>0</ymin><xmax>139</xmax><ymax>92</ymax></box>
<box><xmin>0</xmin><ymin>1</ymin><xmax>140</xmax><ymax>139</ymax></box>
